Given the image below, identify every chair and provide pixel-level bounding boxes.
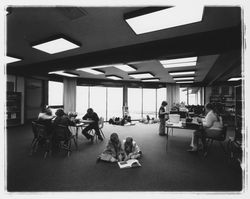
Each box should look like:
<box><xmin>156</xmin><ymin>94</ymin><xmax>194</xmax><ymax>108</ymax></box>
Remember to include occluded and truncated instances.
<box><xmin>53</xmin><ymin>124</ymin><xmax>78</xmax><ymax>157</ymax></box>
<box><xmin>204</xmin><ymin>125</ymin><xmax>228</xmax><ymax>157</ymax></box>
<box><xmin>30</xmin><ymin>121</ymin><xmax>52</xmax><ymax>159</ymax></box>
<box><xmin>98</xmin><ymin>117</ymin><xmax>105</xmax><ymax>138</ymax></box>
<box><xmin>92</xmin><ymin>117</ymin><xmax>105</xmax><ymax>142</ymax></box>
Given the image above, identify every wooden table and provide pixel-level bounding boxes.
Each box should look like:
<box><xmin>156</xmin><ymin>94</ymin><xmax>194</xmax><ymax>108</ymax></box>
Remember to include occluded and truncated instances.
<box><xmin>165</xmin><ymin>119</ymin><xmax>202</xmax><ymax>139</ymax></box>
<box><xmin>69</xmin><ymin>120</ymin><xmax>94</xmax><ymax>142</ymax></box>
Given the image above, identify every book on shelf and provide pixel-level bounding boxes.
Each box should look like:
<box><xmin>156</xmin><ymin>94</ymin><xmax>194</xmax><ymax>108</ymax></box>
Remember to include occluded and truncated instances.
<box><xmin>118</xmin><ymin>159</ymin><xmax>141</xmax><ymax>169</ymax></box>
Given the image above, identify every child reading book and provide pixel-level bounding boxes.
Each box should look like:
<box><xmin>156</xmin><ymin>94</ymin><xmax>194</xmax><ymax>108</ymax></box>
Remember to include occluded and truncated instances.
<box><xmin>97</xmin><ymin>133</ymin><xmax>125</xmax><ymax>162</ymax></box>
<box><xmin>123</xmin><ymin>137</ymin><xmax>142</xmax><ymax>161</ymax></box>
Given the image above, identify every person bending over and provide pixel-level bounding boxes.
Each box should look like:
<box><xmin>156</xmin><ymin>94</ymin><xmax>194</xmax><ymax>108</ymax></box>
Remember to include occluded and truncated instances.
<box><xmin>123</xmin><ymin>137</ymin><xmax>142</xmax><ymax>161</ymax></box>
<box><xmin>188</xmin><ymin>103</ymin><xmax>223</xmax><ymax>152</ymax></box>
<box><xmin>97</xmin><ymin>133</ymin><xmax>125</xmax><ymax>162</ymax></box>
<box><xmin>82</xmin><ymin>108</ymin><xmax>103</xmax><ymax>141</ymax></box>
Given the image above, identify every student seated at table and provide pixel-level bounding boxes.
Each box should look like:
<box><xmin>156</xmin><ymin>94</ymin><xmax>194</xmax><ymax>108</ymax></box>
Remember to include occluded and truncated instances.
<box><xmin>187</xmin><ymin>103</ymin><xmax>223</xmax><ymax>152</ymax></box>
<box><xmin>53</xmin><ymin>109</ymin><xmax>76</xmax><ymax>145</ymax></box>
<box><xmin>37</xmin><ymin>106</ymin><xmax>55</xmax><ymax>135</ymax></box>
<box><xmin>97</xmin><ymin>133</ymin><xmax>125</xmax><ymax>162</ymax></box>
<box><xmin>53</xmin><ymin>109</ymin><xmax>76</xmax><ymax>128</ymax></box>
<box><xmin>123</xmin><ymin>137</ymin><xmax>142</xmax><ymax>161</ymax></box>
<box><xmin>81</xmin><ymin>108</ymin><xmax>103</xmax><ymax>142</ymax></box>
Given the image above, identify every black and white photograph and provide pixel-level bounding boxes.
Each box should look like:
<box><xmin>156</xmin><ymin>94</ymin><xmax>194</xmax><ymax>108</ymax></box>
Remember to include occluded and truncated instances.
<box><xmin>1</xmin><ymin>0</ymin><xmax>249</xmax><ymax>198</ymax></box>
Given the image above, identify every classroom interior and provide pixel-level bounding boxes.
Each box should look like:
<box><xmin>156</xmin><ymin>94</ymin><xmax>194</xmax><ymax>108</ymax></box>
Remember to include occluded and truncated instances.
<box><xmin>5</xmin><ymin>5</ymin><xmax>244</xmax><ymax>192</ymax></box>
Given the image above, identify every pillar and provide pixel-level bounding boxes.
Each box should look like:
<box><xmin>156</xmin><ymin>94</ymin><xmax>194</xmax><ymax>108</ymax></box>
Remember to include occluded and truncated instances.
<box><xmin>63</xmin><ymin>78</ymin><xmax>77</xmax><ymax>113</ymax></box>
<box><xmin>122</xmin><ymin>85</ymin><xmax>128</xmax><ymax>117</ymax></box>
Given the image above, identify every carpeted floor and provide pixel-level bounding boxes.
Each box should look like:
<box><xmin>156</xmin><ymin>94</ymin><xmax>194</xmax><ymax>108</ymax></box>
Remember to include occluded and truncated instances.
<box><xmin>6</xmin><ymin>122</ymin><xmax>242</xmax><ymax>192</ymax></box>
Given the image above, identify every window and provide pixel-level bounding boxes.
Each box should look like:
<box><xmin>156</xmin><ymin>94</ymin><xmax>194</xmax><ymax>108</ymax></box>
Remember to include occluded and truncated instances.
<box><xmin>128</xmin><ymin>88</ymin><xmax>142</xmax><ymax>119</ymax></box>
<box><xmin>179</xmin><ymin>87</ymin><xmax>188</xmax><ymax>105</ymax></box>
<box><xmin>48</xmin><ymin>81</ymin><xmax>63</xmax><ymax>106</ymax></box>
<box><xmin>107</xmin><ymin>87</ymin><xmax>123</xmax><ymax>119</ymax></box>
<box><xmin>179</xmin><ymin>87</ymin><xmax>201</xmax><ymax>105</ymax></box>
<box><xmin>188</xmin><ymin>87</ymin><xmax>201</xmax><ymax>105</ymax></box>
<box><xmin>89</xmin><ymin>86</ymin><xmax>107</xmax><ymax>120</ymax></box>
<box><xmin>76</xmin><ymin>86</ymin><xmax>89</xmax><ymax>117</ymax></box>
<box><xmin>143</xmin><ymin>88</ymin><xmax>156</xmax><ymax>118</ymax></box>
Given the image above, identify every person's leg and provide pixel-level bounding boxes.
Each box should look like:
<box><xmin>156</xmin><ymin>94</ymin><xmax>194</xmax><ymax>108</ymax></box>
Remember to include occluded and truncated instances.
<box><xmin>188</xmin><ymin>130</ymin><xmax>201</xmax><ymax>151</ymax></box>
<box><xmin>92</xmin><ymin>123</ymin><xmax>103</xmax><ymax>140</ymax></box>
<box><xmin>82</xmin><ymin>124</ymin><xmax>93</xmax><ymax>140</ymax></box>
<box><xmin>159</xmin><ymin>118</ymin><xmax>165</xmax><ymax>135</ymax></box>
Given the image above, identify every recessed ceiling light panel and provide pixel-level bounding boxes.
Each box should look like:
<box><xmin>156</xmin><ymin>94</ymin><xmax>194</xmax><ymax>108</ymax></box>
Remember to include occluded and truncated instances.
<box><xmin>169</xmin><ymin>71</ymin><xmax>195</xmax><ymax>76</ymax></box>
<box><xmin>161</xmin><ymin>56</ymin><xmax>197</xmax><ymax>68</ymax></box>
<box><xmin>5</xmin><ymin>56</ymin><xmax>22</xmax><ymax>63</ymax></box>
<box><xmin>142</xmin><ymin>78</ymin><xmax>160</xmax><ymax>82</ymax></box>
<box><xmin>32</xmin><ymin>38</ymin><xmax>80</xmax><ymax>54</ymax></box>
<box><xmin>162</xmin><ymin>61</ymin><xmax>196</xmax><ymax>68</ymax></box>
<box><xmin>48</xmin><ymin>71</ymin><xmax>79</xmax><ymax>77</ymax></box>
<box><xmin>77</xmin><ymin>68</ymin><xmax>104</xmax><ymax>75</ymax></box>
<box><xmin>125</xmin><ymin>5</ymin><xmax>203</xmax><ymax>34</ymax></box>
<box><xmin>114</xmin><ymin>64</ymin><xmax>137</xmax><ymax>72</ymax></box>
<box><xmin>106</xmin><ymin>75</ymin><xmax>123</xmax><ymax>80</ymax></box>
<box><xmin>160</xmin><ymin>56</ymin><xmax>197</xmax><ymax>65</ymax></box>
<box><xmin>129</xmin><ymin>73</ymin><xmax>154</xmax><ymax>79</ymax></box>
<box><xmin>173</xmin><ymin>77</ymin><xmax>194</xmax><ymax>80</ymax></box>
<box><xmin>228</xmin><ymin>77</ymin><xmax>242</xmax><ymax>81</ymax></box>
<box><xmin>176</xmin><ymin>81</ymin><xmax>194</xmax><ymax>84</ymax></box>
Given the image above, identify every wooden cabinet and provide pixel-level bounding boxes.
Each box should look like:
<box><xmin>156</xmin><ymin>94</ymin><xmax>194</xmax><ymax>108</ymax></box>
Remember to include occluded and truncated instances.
<box><xmin>6</xmin><ymin>92</ymin><xmax>21</xmax><ymax>127</ymax></box>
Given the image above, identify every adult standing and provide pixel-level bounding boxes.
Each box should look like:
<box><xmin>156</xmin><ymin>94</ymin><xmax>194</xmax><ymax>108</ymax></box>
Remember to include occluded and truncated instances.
<box><xmin>158</xmin><ymin>101</ymin><xmax>169</xmax><ymax>136</ymax></box>
<box><xmin>82</xmin><ymin>108</ymin><xmax>103</xmax><ymax>141</ymax></box>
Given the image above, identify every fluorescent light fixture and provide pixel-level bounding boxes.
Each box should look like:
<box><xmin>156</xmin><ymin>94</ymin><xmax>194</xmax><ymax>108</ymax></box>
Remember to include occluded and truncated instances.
<box><xmin>125</xmin><ymin>5</ymin><xmax>203</xmax><ymax>34</ymax></box>
<box><xmin>48</xmin><ymin>71</ymin><xmax>79</xmax><ymax>77</ymax></box>
<box><xmin>173</xmin><ymin>77</ymin><xmax>194</xmax><ymax>81</ymax></box>
<box><xmin>162</xmin><ymin>61</ymin><xmax>196</xmax><ymax>68</ymax></box>
<box><xmin>114</xmin><ymin>64</ymin><xmax>136</xmax><ymax>72</ymax></box>
<box><xmin>176</xmin><ymin>81</ymin><xmax>194</xmax><ymax>84</ymax></box>
<box><xmin>106</xmin><ymin>75</ymin><xmax>122</xmax><ymax>80</ymax></box>
<box><xmin>77</xmin><ymin>68</ymin><xmax>104</xmax><ymax>75</ymax></box>
<box><xmin>160</xmin><ymin>56</ymin><xmax>197</xmax><ymax>65</ymax></box>
<box><xmin>129</xmin><ymin>73</ymin><xmax>154</xmax><ymax>79</ymax></box>
<box><xmin>32</xmin><ymin>38</ymin><xmax>80</xmax><ymax>54</ymax></box>
<box><xmin>5</xmin><ymin>56</ymin><xmax>22</xmax><ymax>63</ymax></box>
<box><xmin>169</xmin><ymin>71</ymin><xmax>195</xmax><ymax>76</ymax></box>
<box><xmin>228</xmin><ymin>77</ymin><xmax>242</xmax><ymax>81</ymax></box>
<box><xmin>142</xmin><ymin>78</ymin><xmax>160</xmax><ymax>82</ymax></box>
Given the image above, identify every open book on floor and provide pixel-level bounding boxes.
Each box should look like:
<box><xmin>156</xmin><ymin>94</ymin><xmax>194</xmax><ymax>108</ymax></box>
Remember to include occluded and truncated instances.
<box><xmin>118</xmin><ymin>159</ymin><xmax>141</xmax><ymax>169</ymax></box>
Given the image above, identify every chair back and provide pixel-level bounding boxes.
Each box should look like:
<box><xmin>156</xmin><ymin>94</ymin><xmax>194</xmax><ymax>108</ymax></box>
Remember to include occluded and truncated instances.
<box><xmin>53</xmin><ymin>125</ymin><xmax>70</xmax><ymax>141</ymax></box>
<box><xmin>31</xmin><ymin>121</ymin><xmax>38</xmax><ymax>138</ymax></box>
<box><xmin>99</xmin><ymin>117</ymin><xmax>104</xmax><ymax>129</ymax></box>
<box><xmin>216</xmin><ymin>125</ymin><xmax>228</xmax><ymax>141</ymax></box>
<box><xmin>35</xmin><ymin>123</ymin><xmax>48</xmax><ymax>138</ymax></box>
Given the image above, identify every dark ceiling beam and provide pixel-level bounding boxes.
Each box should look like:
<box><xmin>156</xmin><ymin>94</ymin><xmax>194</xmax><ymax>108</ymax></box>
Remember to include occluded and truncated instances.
<box><xmin>202</xmin><ymin>50</ymin><xmax>241</xmax><ymax>86</ymax></box>
<box><xmin>7</xmin><ymin>25</ymin><xmax>241</xmax><ymax>76</ymax></box>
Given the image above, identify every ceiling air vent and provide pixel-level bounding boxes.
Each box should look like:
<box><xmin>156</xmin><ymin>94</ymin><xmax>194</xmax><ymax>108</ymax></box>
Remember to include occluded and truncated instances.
<box><xmin>56</xmin><ymin>7</ymin><xmax>87</xmax><ymax>20</ymax></box>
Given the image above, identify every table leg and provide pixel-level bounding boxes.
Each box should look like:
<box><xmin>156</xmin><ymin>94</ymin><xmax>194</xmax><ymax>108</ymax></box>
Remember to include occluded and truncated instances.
<box><xmin>166</xmin><ymin>127</ymin><xmax>169</xmax><ymax>139</ymax></box>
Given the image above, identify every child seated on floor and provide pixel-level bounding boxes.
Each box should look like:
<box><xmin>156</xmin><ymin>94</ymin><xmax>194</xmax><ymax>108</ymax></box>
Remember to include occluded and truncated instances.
<box><xmin>123</xmin><ymin>137</ymin><xmax>142</xmax><ymax>161</ymax></box>
<box><xmin>97</xmin><ymin>133</ymin><xmax>125</xmax><ymax>162</ymax></box>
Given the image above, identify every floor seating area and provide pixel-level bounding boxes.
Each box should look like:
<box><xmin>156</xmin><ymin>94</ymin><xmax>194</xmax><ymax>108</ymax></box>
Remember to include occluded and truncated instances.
<box><xmin>7</xmin><ymin>122</ymin><xmax>242</xmax><ymax>192</ymax></box>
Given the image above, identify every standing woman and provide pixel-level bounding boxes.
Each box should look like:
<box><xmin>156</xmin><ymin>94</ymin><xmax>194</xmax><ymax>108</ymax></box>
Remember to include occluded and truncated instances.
<box><xmin>158</xmin><ymin>101</ymin><xmax>168</xmax><ymax>136</ymax></box>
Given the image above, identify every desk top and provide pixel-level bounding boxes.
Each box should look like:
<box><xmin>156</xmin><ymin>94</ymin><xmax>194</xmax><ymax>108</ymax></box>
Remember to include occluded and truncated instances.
<box><xmin>81</xmin><ymin>119</ymin><xmax>94</xmax><ymax>123</ymax></box>
<box><xmin>166</xmin><ymin>120</ymin><xmax>201</xmax><ymax>130</ymax></box>
<box><xmin>74</xmin><ymin>120</ymin><xmax>94</xmax><ymax>127</ymax></box>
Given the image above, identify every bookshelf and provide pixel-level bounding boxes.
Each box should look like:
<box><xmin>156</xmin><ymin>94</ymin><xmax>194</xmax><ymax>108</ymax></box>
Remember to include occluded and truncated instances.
<box><xmin>209</xmin><ymin>86</ymin><xmax>235</xmax><ymax>126</ymax></box>
<box><xmin>6</xmin><ymin>92</ymin><xmax>21</xmax><ymax>127</ymax></box>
